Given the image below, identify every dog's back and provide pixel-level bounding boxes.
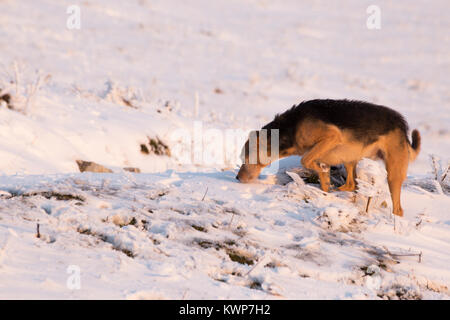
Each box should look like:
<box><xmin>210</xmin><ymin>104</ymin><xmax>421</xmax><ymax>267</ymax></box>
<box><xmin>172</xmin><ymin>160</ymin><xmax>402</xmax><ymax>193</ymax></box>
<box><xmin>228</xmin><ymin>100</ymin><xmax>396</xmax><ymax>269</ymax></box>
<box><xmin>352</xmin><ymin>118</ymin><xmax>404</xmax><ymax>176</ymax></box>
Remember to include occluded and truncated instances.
<box><xmin>267</xmin><ymin>99</ymin><xmax>410</xmax><ymax>145</ymax></box>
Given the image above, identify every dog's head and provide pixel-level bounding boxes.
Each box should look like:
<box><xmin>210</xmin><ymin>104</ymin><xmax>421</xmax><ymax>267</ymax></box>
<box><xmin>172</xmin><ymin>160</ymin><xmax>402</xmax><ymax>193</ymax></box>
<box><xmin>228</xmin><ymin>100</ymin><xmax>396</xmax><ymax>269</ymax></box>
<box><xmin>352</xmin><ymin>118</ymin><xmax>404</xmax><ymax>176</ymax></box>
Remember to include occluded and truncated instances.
<box><xmin>236</xmin><ymin>131</ymin><xmax>266</xmax><ymax>183</ymax></box>
<box><xmin>237</xmin><ymin>128</ymin><xmax>284</xmax><ymax>183</ymax></box>
<box><xmin>236</xmin><ymin>124</ymin><xmax>296</xmax><ymax>183</ymax></box>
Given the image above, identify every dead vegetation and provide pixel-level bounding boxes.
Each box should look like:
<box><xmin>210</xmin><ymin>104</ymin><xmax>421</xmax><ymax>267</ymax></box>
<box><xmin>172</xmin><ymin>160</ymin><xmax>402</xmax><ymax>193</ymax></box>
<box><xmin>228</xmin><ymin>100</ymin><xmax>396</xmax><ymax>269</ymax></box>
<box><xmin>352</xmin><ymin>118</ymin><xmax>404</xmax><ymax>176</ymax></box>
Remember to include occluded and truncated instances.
<box><xmin>8</xmin><ymin>190</ymin><xmax>85</xmax><ymax>202</ymax></box>
<box><xmin>264</xmin><ymin>260</ymin><xmax>288</xmax><ymax>269</ymax></box>
<box><xmin>191</xmin><ymin>224</ymin><xmax>207</xmax><ymax>232</ymax></box>
<box><xmin>248</xmin><ymin>278</ymin><xmax>263</xmax><ymax>290</ymax></box>
<box><xmin>140</xmin><ymin>136</ymin><xmax>171</xmax><ymax>156</ymax></box>
<box><xmin>123</xmin><ymin>167</ymin><xmax>141</xmax><ymax>173</ymax></box>
<box><xmin>112</xmin><ymin>216</ymin><xmax>138</xmax><ymax>228</ymax></box>
<box><xmin>0</xmin><ymin>90</ymin><xmax>12</xmax><ymax>109</ymax></box>
<box><xmin>406</xmin><ymin>155</ymin><xmax>450</xmax><ymax>194</ymax></box>
<box><xmin>377</xmin><ymin>284</ymin><xmax>422</xmax><ymax>300</ymax></box>
<box><xmin>281</xmin><ymin>166</ymin><xmax>347</xmax><ymax>187</ymax></box>
<box><xmin>76</xmin><ymin>227</ymin><xmax>135</xmax><ymax>258</ymax></box>
<box><xmin>194</xmin><ymin>238</ymin><xmax>255</xmax><ymax>265</ymax></box>
<box><xmin>103</xmin><ymin>80</ymin><xmax>140</xmax><ymax>109</ymax></box>
<box><xmin>0</xmin><ymin>62</ymin><xmax>51</xmax><ymax>114</ymax></box>
<box><xmin>76</xmin><ymin>160</ymin><xmax>113</xmax><ymax>173</ymax></box>
<box><xmin>148</xmin><ymin>190</ymin><xmax>169</xmax><ymax>200</ymax></box>
<box><xmin>227</xmin><ymin>250</ymin><xmax>255</xmax><ymax>266</ymax></box>
<box><xmin>317</xmin><ymin>207</ymin><xmax>363</xmax><ymax>233</ymax></box>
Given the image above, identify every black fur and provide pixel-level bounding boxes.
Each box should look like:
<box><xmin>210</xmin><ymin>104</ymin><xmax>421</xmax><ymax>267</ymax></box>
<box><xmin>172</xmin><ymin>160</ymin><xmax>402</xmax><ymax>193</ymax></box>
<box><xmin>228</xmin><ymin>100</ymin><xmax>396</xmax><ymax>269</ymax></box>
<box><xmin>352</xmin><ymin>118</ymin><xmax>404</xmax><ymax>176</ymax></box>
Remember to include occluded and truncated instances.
<box><xmin>411</xmin><ymin>129</ymin><xmax>420</xmax><ymax>151</ymax></box>
<box><xmin>262</xmin><ymin>99</ymin><xmax>411</xmax><ymax>148</ymax></box>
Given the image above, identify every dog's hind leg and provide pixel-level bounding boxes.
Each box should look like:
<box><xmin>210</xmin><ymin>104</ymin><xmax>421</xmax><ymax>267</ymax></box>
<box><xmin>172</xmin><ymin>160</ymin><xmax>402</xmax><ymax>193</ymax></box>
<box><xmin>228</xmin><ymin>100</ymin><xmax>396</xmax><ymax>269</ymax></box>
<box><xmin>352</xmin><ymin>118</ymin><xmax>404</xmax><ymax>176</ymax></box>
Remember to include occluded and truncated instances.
<box><xmin>338</xmin><ymin>161</ymin><xmax>357</xmax><ymax>192</ymax></box>
<box><xmin>384</xmin><ymin>139</ymin><xmax>409</xmax><ymax>217</ymax></box>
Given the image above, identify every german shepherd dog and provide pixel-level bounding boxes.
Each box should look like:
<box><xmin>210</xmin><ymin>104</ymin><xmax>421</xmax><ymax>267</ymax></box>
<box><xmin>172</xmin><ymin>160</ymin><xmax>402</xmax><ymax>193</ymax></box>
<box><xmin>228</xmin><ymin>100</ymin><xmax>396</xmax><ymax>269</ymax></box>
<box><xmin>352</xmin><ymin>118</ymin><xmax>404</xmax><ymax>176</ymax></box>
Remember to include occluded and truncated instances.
<box><xmin>236</xmin><ymin>99</ymin><xmax>421</xmax><ymax>217</ymax></box>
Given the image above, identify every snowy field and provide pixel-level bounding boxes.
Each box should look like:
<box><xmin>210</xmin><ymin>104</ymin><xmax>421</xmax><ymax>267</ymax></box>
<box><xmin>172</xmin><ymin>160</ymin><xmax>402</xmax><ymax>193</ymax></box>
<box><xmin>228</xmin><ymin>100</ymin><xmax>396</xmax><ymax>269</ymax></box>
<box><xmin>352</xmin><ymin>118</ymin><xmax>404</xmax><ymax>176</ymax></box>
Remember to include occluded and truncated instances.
<box><xmin>0</xmin><ymin>0</ymin><xmax>449</xmax><ymax>299</ymax></box>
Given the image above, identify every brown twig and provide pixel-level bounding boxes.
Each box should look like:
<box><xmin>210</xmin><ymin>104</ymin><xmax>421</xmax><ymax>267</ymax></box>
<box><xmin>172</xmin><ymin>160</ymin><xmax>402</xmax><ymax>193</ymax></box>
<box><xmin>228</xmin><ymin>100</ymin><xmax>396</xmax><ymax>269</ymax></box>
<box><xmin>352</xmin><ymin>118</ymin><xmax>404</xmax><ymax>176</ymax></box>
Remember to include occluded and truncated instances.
<box><xmin>390</xmin><ymin>252</ymin><xmax>422</xmax><ymax>263</ymax></box>
<box><xmin>383</xmin><ymin>246</ymin><xmax>422</xmax><ymax>263</ymax></box>
<box><xmin>201</xmin><ymin>187</ymin><xmax>208</xmax><ymax>201</ymax></box>
<box><xmin>365</xmin><ymin>197</ymin><xmax>372</xmax><ymax>213</ymax></box>
<box><xmin>36</xmin><ymin>223</ymin><xmax>40</xmax><ymax>238</ymax></box>
<box><xmin>415</xmin><ymin>219</ymin><xmax>423</xmax><ymax>229</ymax></box>
<box><xmin>228</xmin><ymin>212</ymin><xmax>236</xmax><ymax>230</ymax></box>
<box><xmin>430</xmin><ymin>155</ymin><xmax>439</xmax><ymax>180</ymax></box>
<box><xmin>244</xmin><ymin>255</ymin><xmax>266</xmax><ymax>277</ymax></box>
<box><xmin>441</xmin><ymin>165</ymin><xmax>449</xmax><ymax>182</ymax></box>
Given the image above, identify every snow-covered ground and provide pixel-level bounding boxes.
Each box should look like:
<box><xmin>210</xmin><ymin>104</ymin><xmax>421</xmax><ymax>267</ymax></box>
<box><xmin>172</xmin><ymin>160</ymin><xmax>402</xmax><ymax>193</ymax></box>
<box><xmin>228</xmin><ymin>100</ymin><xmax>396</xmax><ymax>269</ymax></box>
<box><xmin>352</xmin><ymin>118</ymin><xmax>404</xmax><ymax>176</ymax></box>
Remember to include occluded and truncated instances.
<box><xmin>0</xmin><ymin>0</ymin><xmax>449</xmax><ymax>299</ymax></box>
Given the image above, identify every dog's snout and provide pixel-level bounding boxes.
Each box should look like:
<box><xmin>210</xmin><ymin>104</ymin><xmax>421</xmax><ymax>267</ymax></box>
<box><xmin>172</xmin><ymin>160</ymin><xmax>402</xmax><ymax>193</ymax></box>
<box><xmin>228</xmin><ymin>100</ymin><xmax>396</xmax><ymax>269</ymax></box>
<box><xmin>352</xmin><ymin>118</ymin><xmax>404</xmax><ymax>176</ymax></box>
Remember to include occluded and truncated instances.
<box><xmin>235</xmin><ymin>175</ymin><xmax>239</xmax><ymax>181</ymax></box>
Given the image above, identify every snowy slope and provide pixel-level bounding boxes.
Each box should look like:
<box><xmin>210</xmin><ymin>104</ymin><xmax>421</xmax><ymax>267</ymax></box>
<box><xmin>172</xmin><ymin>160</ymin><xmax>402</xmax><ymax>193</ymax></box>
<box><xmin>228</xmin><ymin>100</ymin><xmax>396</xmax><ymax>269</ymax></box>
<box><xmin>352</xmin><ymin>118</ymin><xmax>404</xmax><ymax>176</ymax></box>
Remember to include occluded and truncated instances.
<box><xmin>0</xmin><ymin>170</ymin><xmax>448</xmax><ymax>299</ymax></box>
<box><xmin>0</xmin><ymin>0</ymin><xmax>449</xmax><ymax>299</ymax></box>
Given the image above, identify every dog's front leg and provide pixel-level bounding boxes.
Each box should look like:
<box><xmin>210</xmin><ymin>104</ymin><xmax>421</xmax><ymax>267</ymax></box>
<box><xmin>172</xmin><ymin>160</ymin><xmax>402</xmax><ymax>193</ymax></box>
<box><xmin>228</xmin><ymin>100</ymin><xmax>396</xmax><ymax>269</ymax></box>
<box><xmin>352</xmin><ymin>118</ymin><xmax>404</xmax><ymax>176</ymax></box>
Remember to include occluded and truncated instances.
<box><xmin>338</xmin><ymin>161</ymin><xmax>357</xmax><ymax>192</ymax></box>
<box><xmin>301</xmin><ymin>157</ymin><xmax>331</xmax><ymax>192</ymax></box>
<box><xmin>300</xmin><ymin>126</ymin><xmax>341</xmax><ymax>192</ymax></box>
<box><xmin>317</xmin><ymin>162</ymin><xmax>331</xmax><ymax>192</ymax></box>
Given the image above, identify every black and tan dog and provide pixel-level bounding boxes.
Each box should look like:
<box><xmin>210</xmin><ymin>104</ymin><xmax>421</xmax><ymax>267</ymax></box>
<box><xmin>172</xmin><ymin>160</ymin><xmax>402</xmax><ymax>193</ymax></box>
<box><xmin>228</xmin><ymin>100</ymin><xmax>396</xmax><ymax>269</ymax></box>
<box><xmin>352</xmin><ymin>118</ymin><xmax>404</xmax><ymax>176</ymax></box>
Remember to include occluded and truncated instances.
<box><xmin>236</xmin><ymin>99</ymin><xmax>421</xmax><ymax>217</ymax></box>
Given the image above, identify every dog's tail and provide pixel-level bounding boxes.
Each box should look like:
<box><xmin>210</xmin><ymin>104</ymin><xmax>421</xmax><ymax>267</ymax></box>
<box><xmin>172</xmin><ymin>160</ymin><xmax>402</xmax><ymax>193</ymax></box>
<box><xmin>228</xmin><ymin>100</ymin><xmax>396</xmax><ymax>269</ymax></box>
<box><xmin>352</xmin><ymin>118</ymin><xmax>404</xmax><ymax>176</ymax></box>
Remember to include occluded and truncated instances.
<box><xmin>408</xmin><ymin>129</ymin><xmax>421</xmax><ymax>162</ymax></box>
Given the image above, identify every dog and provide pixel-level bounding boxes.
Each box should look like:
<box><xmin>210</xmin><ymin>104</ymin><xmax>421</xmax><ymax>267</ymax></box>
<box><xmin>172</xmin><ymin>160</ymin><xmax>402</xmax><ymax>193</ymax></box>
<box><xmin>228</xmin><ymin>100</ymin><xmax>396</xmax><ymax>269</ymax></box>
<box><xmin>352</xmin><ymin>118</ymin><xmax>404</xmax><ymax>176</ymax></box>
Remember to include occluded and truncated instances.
<box><xmin>236</xmin><ymin>99</ymin><xmax>421</xmax><ymax>217</ymax></box>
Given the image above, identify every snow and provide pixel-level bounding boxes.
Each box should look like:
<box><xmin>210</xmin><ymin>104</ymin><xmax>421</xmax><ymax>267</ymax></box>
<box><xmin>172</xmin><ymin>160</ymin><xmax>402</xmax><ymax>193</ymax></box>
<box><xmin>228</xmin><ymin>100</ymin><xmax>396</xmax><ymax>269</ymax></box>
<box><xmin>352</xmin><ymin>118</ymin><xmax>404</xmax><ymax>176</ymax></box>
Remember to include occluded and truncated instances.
<box><xmin>0</xmin><ymin>0</ymin><xmax>449</xmax><ymax>299</ymax></box>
